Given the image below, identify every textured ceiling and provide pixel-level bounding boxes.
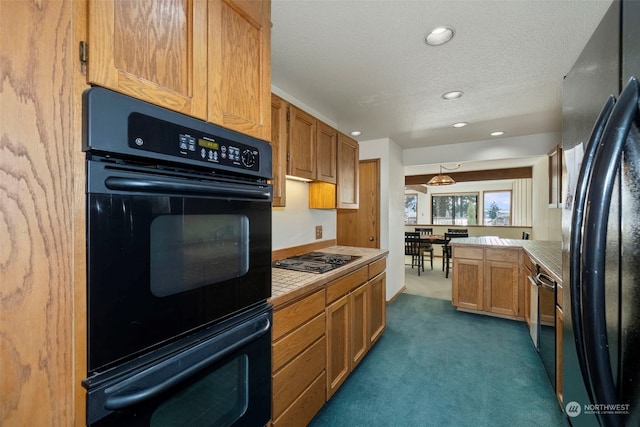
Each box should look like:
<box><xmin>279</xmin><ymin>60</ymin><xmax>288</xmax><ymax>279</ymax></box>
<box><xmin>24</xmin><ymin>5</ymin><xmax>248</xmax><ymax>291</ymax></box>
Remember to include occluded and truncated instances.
<box><xmin>271</xmin><ymin>0</ymin><xmax>614</xmax><ymax>157</ymax></box>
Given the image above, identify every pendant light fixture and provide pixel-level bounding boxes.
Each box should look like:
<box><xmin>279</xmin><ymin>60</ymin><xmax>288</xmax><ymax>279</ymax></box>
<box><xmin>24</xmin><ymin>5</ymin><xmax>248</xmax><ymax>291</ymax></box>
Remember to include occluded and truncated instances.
<box><xmin>427</xmin><ymin>164</ymin><xmax>460</xmax><ymax>186</ymax></box>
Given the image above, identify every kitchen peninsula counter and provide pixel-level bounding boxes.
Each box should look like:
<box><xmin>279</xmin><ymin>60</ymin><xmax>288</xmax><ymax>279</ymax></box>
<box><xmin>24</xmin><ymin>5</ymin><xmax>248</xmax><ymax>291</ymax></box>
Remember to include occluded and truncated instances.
<box><xmin>270</xmin><ymin>246</ymin><xmax>388</xmax><ymax>309</ymax></box>
<box><xmin>449</xmin><ymin>237</ymin><xmax>562</xmax><ymax>283</ymax></box>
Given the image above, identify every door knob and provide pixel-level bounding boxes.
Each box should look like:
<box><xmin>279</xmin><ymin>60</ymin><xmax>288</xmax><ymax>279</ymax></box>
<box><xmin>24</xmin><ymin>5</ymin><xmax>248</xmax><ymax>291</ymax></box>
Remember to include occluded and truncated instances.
<box><xmin>369</xmin><ymin>236</ymin><xmax>374</xmax><ymax>241</ymax></box>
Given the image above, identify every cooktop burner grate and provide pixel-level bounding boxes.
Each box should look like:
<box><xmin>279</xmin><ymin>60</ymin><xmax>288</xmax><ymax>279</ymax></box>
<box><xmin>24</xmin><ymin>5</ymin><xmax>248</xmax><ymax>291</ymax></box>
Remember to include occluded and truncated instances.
<box><xmin>272</xmin><ymin>252</ymin><xmax>361</xmax><ymax>274</ymax></box>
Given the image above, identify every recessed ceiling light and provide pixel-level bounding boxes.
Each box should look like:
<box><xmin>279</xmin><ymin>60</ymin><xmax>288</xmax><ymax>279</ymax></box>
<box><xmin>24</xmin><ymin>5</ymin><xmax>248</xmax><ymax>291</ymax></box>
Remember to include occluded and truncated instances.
<box><xmin>425</xmin><ymin>26</ymin><xmax>455</xmax><ymax>46</ymax></box>
<box><xmin>442</xmin><ymin>91</ymin><xmax>463</xmax><ymax>100</ymax></box>
<box><xmin>490</xmin><ymin>131</ymin><xmax>505</xmax><ymax>136</ymax></box>
<box><xmin>452</xmin><ymin>122</ymin><xmax>467</xmax><ymax>128</ymax></box>
<box><xmin>350</xmin><ymin>131</ymin><xmax>362</xmax><ymax>137</ymax></box>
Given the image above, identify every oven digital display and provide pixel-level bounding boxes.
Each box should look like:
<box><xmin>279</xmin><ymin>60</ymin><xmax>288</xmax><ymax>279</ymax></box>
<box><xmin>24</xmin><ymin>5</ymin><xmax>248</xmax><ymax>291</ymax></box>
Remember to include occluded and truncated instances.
<box><xmin>198</xmin><ymin>138</ymin><xmax>219</xmax><ymax>150</ymax></box>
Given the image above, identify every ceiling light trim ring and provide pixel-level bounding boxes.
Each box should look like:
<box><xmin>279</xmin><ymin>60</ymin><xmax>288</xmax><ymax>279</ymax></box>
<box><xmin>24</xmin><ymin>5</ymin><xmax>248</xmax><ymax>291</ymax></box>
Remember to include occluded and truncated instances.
<box><xmin>425</xmin><ymin>26</ymin><xmax>455</xmax><ymax>46</ymax></box>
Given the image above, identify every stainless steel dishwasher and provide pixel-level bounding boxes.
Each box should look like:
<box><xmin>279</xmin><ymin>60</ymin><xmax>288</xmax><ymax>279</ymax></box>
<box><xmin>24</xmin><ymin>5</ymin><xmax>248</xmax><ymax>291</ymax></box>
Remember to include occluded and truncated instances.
<box><xmin>529</xmin><ymin>269</ymin><xmax>557</xmax><ymax>387</ymax></box>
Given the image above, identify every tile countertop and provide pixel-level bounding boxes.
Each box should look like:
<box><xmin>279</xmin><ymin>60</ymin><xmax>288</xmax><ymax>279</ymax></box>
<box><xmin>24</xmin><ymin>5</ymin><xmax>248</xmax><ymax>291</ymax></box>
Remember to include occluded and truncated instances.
<box><xmin>270</xmin><ymin>245</ymin><xmax>389</xmax><ymax>309</ymax></box>
<box><xmin>449</xmin><ymin>237</ymin><xmax>562</xmax><ymax>284</ymax></box>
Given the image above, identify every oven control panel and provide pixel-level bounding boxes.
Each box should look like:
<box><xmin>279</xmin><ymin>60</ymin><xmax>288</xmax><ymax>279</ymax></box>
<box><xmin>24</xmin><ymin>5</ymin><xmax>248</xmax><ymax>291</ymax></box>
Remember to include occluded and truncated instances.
<box><xmin>128</xmin><ymin>113</ymin><xmax>261</xmax><ymax>172</ymax></box>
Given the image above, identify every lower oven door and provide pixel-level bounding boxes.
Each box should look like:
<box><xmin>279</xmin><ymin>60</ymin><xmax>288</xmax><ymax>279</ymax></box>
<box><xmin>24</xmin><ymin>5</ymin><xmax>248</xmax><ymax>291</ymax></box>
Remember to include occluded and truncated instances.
<box><xmin>84</xmin><ymin>304</ymin><xmax>272</xmax><ymax>427</ymax></box>
<box><xmin>87</xmin><ymin>160</ymin><xmax>272</xmax><ymax>373</ymax></box>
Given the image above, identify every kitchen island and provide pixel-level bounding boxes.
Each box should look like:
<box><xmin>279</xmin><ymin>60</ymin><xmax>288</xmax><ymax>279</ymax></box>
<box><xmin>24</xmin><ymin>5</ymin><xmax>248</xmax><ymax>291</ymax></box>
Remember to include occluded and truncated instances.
<box><xmin>449</xmin><ymin>237</ymin><xmax>561</xmax><ymax>318</ymax></box>
<box><xmin>269</xmin><ymin>245</ymin><xmax>388</xmax><ymax>427</ymax></box>
<box><xmin>449</xmin><ymin>236</ymin><xmax>563</xmax><ymax>405</ymax></box>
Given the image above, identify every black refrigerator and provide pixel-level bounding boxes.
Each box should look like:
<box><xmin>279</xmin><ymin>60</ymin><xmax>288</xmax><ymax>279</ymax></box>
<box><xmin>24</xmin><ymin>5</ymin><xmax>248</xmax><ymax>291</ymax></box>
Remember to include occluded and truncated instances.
<box><xmin>562</xmin><ymin>1</ymin><xmax>640</xmax><ymax>426</ymax></box>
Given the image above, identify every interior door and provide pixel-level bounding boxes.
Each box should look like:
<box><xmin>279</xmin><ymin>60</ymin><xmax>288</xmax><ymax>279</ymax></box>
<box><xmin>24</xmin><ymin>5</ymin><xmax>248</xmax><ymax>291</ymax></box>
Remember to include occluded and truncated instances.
<box><xmin>337</xmin><ymin>159</ymin><xmax>380</xmax><ymax>248</ymax></box>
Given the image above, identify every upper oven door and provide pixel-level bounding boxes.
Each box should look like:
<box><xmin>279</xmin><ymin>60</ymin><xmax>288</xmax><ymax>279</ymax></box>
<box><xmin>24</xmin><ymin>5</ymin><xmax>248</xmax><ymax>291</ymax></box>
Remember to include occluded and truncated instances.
<box><xmin>87</xmin><ymin>160</ymin><xmax>272</xmax><ymax>374</ymax></box>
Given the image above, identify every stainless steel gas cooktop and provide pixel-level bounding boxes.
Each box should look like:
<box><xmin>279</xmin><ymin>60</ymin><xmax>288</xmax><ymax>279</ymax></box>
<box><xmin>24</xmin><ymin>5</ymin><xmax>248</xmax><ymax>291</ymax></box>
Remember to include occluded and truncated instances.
<box><xmin>272</xmin><ymin>252</ymin><xmax>361</xmax><ymax>274</ymax></box>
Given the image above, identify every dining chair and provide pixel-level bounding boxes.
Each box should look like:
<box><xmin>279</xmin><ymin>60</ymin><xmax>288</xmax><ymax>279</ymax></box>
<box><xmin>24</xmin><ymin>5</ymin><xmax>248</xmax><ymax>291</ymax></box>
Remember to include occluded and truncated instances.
<box><xmin>522</xmin><ymin>231</ymin><xmax>530</xmax><ymax>240</ymax></box>
<box><xmin>442</xmin><ymin>231</ymin><xmax>469</xmax><ymax>278</ymax></box>
<box><xmin>404</xmin><ymin>232</ymin><xmax>424</xmax><ymax>275</ymax></box>
<box><xmin>414</xmin><ymin>228</ymin><xmax>434</xmax><ymax>270</ymax></box>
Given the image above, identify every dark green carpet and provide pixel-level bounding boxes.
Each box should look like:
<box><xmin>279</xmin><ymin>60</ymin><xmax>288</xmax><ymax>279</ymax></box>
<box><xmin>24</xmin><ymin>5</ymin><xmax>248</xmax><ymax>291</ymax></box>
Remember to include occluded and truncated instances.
<box><xmin>308</xmin><ymin>293</ymin><xmax>564</xmax><ymax>427</ymax></box>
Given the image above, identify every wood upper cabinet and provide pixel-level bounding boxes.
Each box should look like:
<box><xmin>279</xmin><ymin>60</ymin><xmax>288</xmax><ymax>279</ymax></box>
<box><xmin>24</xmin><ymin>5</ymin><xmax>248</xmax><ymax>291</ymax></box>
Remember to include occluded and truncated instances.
<box><xmin>208</xmin><ymin>0</ymin><xmax>271</xmax><ymax>140</ymax></box>
<box><xmin>87</xmin><ymin>0</ymin><xmax>208</xmax><ymax>119</ymax></box>
<box><xmin>87</xmin><ymin>0</ymin><xmax>271</xmax><ymax>140</ymax></box>
<box><xmin>271</xmin><ymin>94</ymin><xmax>288</xmax><ymax>207</ymax></box>
<box><xmin>315</xmin><ymin>121</ymin><xmax>337</xmax><ymax>184</ymax></box>
<box><xmin>337</xmin><ymin>132</ymin><xmax>359</xmax><ymax>209</ymax></box>
<box><xmin>288</xmin><ymin>105</ymin><xmax>317</xmax><ymax>180</ymax></box>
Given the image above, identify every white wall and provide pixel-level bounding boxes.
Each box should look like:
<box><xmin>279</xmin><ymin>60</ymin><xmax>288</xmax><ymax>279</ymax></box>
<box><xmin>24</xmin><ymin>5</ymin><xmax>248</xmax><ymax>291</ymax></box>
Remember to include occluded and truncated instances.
<box><xmin>403</xmin><ymin>132</ymin><xmax>560</xmax><ymax>166</ymax></box>
<box><xmin>359</xmin><ymin>138</ymin><xmax>404</xmax><ymax>301</ymax></box>
<box><xmin>272</xmin><ymin>180</ymin><xmax>336</xmax><ymax>250</ymax></box>
<box><xmin>532</xmin><ymin>156</ymin><xmax>562</xmax><ymax>241</ymax></box>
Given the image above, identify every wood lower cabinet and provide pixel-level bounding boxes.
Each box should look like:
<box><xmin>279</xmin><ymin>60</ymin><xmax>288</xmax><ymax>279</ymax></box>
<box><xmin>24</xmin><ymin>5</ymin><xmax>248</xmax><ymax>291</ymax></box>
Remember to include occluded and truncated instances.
<box><xmin>272</xmin><ymin>290</ymin><xmax>326</xmax><ymax>427</ymax></box>
<box><xmin>272</xmin><ymin>256</ymin><xmax>386</xmax><ymax>423</ymax></box>
<box><xmin>325</xmin><ymin>260</ymin><xmax>386</xmax><ymax>399</ymax></box>
<box><xmin>452</xmin><ymin>247</ymin><xmax>484</xmax><ymax>311</ymax></box>
<box><xmin>452</xmin><ymin>246</ymin><xmax>522</xmax><ymax>319</ymax></box>
<box><xmin>326</xmin><ymin>293</ymin><xmax>351</xmax><ymax>398</ymax></box>
<box><xmin>87</xmin><ymin>0</ymin><xmax>271</xmax><ymax>140</ymax></box>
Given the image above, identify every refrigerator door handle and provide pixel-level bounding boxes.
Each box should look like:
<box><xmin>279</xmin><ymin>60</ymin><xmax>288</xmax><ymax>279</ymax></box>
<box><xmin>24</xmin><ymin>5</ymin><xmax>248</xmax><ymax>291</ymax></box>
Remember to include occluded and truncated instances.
<box><xmin>569</xmin><ymin>95</ymin><xmax>615</xmax><ymax>407</ymax></box>
<box><xmin>582</xmin><ymin>76</ymin><xmax>639</xmax><ymax>427</ymax></box>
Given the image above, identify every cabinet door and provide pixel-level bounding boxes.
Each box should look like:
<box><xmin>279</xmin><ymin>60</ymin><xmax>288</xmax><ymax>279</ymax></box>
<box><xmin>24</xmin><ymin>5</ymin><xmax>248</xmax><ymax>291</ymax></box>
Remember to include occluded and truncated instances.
<box><xmin>271</xmin><ymin>94</ymin><xmax>288</xmax><ymax>207</ymax></box>
<box><xmin>208</xmin><ymin>0</ymin><xmax>271</xmax><ymax>140</ymax></box>
<box><xmin>484</xmin><ymin>261</ymin><xmax>519</xmax><ymax>317</ymax></box>
<box><xmin>315</xmin><ymin>121</ymin><xmax>337</xmax><ymax>184</ymax></box>
<box><xmin>337</xmin><ymin>133</ymin><xmax>359</xmax><ymax>209</ymax></box>
<box><xmin>350</xmin><ymin>283</ymin><xmax>368</xmax><ymax>369</ymax></box>
<box><xmin>452</xmin><ymin>258</ymin><xmax>484</xmax><ymax>311</ymax></box>
<box><xmin>326</xmin><ymin>295</ymin><xmax>349</xmax><ymax>399</ymax></box>
<box><xmin>88</xmin><ymin>0</ymin><xmax>208</xmax><ymax>118</ymax></box>
<box><xmin>288</xmin><ymin>105</ymin><xmax>316</xmax><ymax>180</ymax></box>
<box><xmin>368</xmin><ymin>272</ymin><xmax>386</xmax><ymax>346</ymax></box>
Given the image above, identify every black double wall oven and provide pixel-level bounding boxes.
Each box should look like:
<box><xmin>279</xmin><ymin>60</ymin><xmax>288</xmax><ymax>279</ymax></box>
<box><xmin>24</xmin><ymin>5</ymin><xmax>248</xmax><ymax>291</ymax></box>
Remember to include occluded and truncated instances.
<box><xmin>82</xmin><ymin>88</ymin><xmax>273</xmax><ymax>426</ymax></box>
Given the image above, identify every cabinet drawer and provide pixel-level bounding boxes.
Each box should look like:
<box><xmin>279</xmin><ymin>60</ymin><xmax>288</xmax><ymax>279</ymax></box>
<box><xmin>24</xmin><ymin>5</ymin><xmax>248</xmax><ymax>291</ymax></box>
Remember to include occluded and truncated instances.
<box><xmin>453</xmin><ymin>247</ymin><xmax>483</xmax><ymax>260</ymax></box>
<box><xmin>272</xmin><ymin>372</ymin><xmax>326</xmax><ymax>427</ymax></box>
<box><xmin>273</xmin><ymin>290</ymin><xmax>325</xmax><ymax>341</ymax></box>
<box><xmin>368</xmin><ymin>257</ymin><xmax>387</xmax><ymax>279</ymax></box>
<box><xmin>273</xmin><ymin>313</ymin><xmax>325</xmax><ymax>372</ymax></box>
<box><xmin>326</xmin><ymin>266</ymin><xmax>368</xmax><ymax>304</ymax></box>
<box><xmin>272</xmin><ymin>337</ymin><xmax>326</xmax><ymax>418</ymax></box>
<box><xmin>486</xmin><ymin>248</ymin><xmax>519</xmax><ymax>263</ymax></box>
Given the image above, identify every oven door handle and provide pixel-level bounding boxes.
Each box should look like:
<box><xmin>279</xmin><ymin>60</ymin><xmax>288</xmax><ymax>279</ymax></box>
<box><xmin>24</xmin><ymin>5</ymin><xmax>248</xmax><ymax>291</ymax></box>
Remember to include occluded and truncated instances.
<box><xmin>102</xmin><ymin>315</ymin><xmax>271</xmax><ymax>411</ymax></box>
<box><xmin>104</xmin><ymin>176</ymin><xmax>272</xmax><ymax>200</ymax></box>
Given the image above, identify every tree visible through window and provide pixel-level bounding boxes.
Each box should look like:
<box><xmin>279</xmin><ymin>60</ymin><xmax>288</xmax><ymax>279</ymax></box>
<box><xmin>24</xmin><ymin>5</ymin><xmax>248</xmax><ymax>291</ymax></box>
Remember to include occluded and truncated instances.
<box><xmin>431</xmin><ymin>194</ymin><xmax>478</xmax><ymax>225</ymax></box>
<box><xmin>404</xmin><ymin>194</ymin><xmax>417</xmax><ymax>224</ymax></box>
<box><xmin>484</xmin><ymin>191</ymin><xmax>512</xmax><ymax>226</ymax></box>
